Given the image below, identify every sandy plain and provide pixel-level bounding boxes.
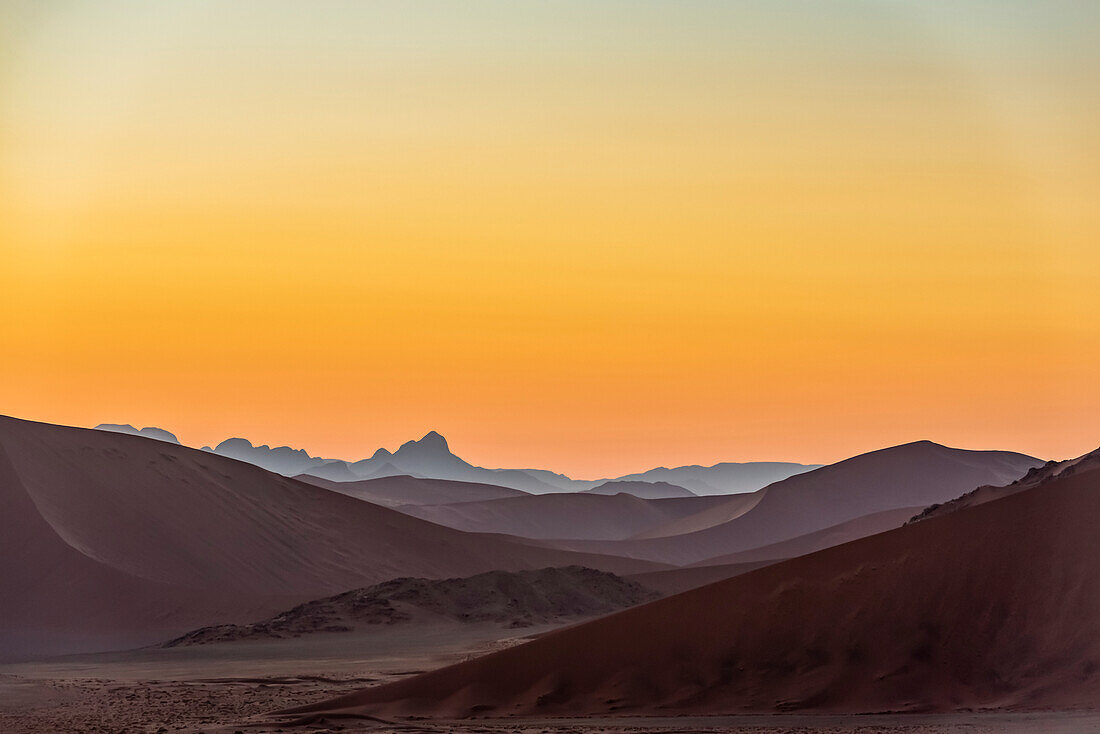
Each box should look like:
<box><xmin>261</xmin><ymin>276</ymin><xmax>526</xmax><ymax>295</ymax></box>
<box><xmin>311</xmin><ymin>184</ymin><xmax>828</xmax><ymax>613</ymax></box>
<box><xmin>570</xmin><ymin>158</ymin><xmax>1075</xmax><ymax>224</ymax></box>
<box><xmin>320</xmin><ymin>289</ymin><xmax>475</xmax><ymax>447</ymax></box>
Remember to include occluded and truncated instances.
<box><xmin>4</xmin><ymin>623</ymin><xmax>1098</xmax><ymax>734</ymax></box>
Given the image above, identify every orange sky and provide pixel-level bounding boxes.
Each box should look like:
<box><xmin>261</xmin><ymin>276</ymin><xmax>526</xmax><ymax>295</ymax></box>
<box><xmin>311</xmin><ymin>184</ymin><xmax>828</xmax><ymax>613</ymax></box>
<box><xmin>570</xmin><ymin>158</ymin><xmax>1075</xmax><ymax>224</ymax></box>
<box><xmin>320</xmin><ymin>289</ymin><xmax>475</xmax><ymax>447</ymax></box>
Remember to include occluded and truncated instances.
<box><xmin>1</xmin><ymin>2</ymin><xmax>1098</xmax><ymax>477</ymax></box>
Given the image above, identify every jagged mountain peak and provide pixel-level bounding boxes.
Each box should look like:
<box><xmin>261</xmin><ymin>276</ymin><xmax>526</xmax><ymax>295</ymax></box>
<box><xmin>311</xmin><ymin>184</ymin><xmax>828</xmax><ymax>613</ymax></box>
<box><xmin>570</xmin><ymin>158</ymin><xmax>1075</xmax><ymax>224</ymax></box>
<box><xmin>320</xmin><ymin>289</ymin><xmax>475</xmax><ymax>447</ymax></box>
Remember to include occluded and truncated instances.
<box><xmin>397</xmin><ymin>431</ymin><xmax>450</xmax><ymax>454</ymax></box>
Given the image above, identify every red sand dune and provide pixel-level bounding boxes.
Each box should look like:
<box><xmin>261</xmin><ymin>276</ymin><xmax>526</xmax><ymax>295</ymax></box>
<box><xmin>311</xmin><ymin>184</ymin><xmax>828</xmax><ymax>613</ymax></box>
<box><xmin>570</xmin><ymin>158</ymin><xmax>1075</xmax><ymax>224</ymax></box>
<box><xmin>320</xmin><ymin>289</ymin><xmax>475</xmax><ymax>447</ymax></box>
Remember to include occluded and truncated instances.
<box><xmin>581</xmin><ymin>480</ymin><xmax>696</xmax><ymax>499</ymax></box>
<box><xmin>686</xmin><ymin>506</ymin><xmax>922</xmax><ymax>567</ymax></box>
<box><xmin>626</xmin><ymin>490</ymin><xmax>764</xmax><ymax>539</ymax></box>
<box><xmin>622</xmin><ymin>507</ymin><xmax>922</xmax><ymax>596</ymax></box>
<box><xmin>286</xmin><ymin>459</ymin><xmax>1100</xmax><ymax>718</ymax></box>
<box><xmin>0</xmin><ymin>416</ymin><xmax>662</xmax><ymax>658</ymax></box>
<box><xmin>295</xmin><ymin>472</ymin><xmax>529</xmax><ymax>507</ymax></box>
<box><xmin>910</xmin><ymin>447</ymin><xmax>1100</xmax><ymax>524</ymax></box>
<box><xmin>530</xmin><ymin>441</ymin><xmax>1041</xmax><ymax>564</ymax></box>
<box><xmin>623</xmin><ymin>506</ymin><xmax>921</xmax><ymax>596</ymax></box>
<box><xmin>625</xmin><ymin>559</ymin><xmax>778</xmax><ymax>596</ymax></box>
<box><xmin>398</xmin><ymin>493</ymin><xmax>732</xmax><ymax>541</ymax></box>
<box><xmin>0</xmin><ymin>437</ymin><xmax>281</xmax><ymax>659</ymax></box>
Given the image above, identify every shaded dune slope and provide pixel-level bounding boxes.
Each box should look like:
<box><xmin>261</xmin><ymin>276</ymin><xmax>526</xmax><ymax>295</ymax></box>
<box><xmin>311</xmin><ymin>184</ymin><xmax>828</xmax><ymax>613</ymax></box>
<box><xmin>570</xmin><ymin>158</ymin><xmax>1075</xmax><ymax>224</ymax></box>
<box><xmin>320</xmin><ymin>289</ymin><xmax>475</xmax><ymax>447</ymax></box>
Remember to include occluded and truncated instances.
<box><xmin>398</xmin><ymin>493</ymin><xmax>731</xmax><ymax>541</ymax></box>
<box><xmin>623</xmin><ymin>507</ymin><xmax>922</xmax><ymax>595</ymax></box>
<box><xmin>627</xmin><ymin>490</ymin><xmax>764</xmax><ymax>539</ymax></box>
<box><xmin>581</xmin><ymin>480</ymin><xmax>696</xmax><ymax>499</ymax></box>
<box><xmin>910</xmin><ymin>446</ymin><xmax>1100</xmax><ymax>524</ymax></box>
<box><xmin>687</xmin><ymin>506</ymin><xmax>921</xmax><ymax>567</ymax></box>
<box><xmin>295</xmin><ymin>473</ymin><xmax>529</xmax><ymax>507</ymax></box>
<box><xmin>286</xmin><ymin>463</ymin><xmax>1100</xmax><ymax>717</ymax></box>
<box><xmin>0</xmin><ymin>440</ymin><xmax>282</xmax><ymax>658</ymax></box>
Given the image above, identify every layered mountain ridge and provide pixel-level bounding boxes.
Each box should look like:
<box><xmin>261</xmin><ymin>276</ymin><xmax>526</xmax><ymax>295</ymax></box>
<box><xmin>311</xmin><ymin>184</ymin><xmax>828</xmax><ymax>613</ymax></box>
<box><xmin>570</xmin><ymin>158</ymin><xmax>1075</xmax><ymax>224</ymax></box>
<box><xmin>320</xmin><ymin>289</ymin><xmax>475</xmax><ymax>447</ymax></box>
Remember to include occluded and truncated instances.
<box><xmin>92</xmin><ymin>423</ymin><xmax>820</xmax><ymax>496</ymax></box>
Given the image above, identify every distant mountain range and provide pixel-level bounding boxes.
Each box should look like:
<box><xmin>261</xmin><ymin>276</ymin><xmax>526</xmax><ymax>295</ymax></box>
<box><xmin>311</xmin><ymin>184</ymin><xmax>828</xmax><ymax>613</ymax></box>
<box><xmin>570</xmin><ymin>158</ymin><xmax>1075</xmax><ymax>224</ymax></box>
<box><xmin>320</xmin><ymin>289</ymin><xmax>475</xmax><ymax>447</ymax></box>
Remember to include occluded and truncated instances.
<box><xmin>94</xmin><ymin>424</ymin><xmax>819</xmax><ymax>496</ymax></box>
<box><xmin>95</xmin><ymin>423</ymin><xmax>180</xmax><ymax>444</ymax></box>
<box><xmin>205</xmin><ymin>436</ymin><xmax>330</xmax><ymax>477</ymax></box>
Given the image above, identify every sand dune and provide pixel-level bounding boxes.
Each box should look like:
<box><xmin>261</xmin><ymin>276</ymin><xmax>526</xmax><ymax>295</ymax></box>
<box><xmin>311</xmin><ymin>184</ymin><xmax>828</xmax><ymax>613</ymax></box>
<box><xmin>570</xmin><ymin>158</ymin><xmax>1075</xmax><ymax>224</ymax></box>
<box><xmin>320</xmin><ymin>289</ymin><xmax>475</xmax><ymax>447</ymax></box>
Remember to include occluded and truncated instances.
<box><xmin>295</xmin><ymin>473</ymin><xmax>529</xmax><ymax>507</ymax></box>
<box><xmin>0</xmin><ymin>416</ymin><xmax>662</xmax><ymax>658</ymax></box>
<box><xmin>627</xmin><ymin>490</ymin><xmax>764</xmax><ymax>539</ymax></box>
<box><xmin>527</xmin><ymin>441</ymin><xmax>1041</xmax><ymax>564</ymax></box>
<box><xmin>686</xmin><ymin>506</ymin><xmax>921</xmax><ymax>567</ymax></box>
<box><xmin>625</xmin><ymin>560</ymin><xmax>779</xmax><ymax>596</ymax></box>
<box><xmin>624</xmin><ymin>507</ymin><xmax>922</xmax><ymax>595</ymax></box>
<box><xmin>910</xmin><ymin>446</ymin><xmax>1100</xmax><ymax>524</ymax></box>
<box><xmin>581</xmin><ymin>480</ymin><xmax>696</xmax><ymax>499</ymax></box>
<box><xmin>398</xmin><ymin>493</ymin><xmax>731</xmax><ymax>541</ymax></box>
<box><xmin>0</xmin><ymin>438</ymin><xmax>284</xmax><ymax>659</ymax></box>
<box><xmin>286</xmin><ymin>457</ymin><xmax>1100</xmax><ymax>718</ymax></box>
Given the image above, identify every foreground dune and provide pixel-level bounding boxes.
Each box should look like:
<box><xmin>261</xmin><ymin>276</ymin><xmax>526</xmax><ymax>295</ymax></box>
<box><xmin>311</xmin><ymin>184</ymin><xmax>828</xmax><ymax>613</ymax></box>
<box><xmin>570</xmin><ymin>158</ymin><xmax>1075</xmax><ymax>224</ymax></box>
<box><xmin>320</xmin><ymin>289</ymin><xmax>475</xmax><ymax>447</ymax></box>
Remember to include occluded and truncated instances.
<box><xmin>285</xmin><ymin>459</ymin><xmax>1100</xmax><ymax>718</ymax></box>
<box><xmin>624</xmin><ymin>559</ymin><xmax>778</xmax><ymax>596</ymax></box>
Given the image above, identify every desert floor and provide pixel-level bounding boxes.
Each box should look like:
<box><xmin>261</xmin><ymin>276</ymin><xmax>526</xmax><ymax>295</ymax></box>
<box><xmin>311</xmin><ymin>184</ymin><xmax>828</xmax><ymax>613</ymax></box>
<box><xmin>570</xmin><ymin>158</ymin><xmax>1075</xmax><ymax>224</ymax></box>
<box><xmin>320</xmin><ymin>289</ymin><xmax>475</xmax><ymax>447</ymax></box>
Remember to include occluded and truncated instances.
<box><xmin>3</xmin><ymin>623</ymin><xmax>1098</xmax><ymax>734</ymax></box>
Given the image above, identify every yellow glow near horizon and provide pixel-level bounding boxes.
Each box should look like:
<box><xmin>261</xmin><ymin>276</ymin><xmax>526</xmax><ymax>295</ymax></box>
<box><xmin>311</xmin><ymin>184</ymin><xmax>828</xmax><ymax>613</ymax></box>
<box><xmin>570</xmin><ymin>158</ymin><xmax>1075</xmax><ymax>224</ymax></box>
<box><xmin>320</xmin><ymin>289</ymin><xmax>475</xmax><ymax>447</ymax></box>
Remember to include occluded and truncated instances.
<box><xmin>1</xmin><ymin>2</ymin><xmax>1098</xmax><ymax>476</ymax></box>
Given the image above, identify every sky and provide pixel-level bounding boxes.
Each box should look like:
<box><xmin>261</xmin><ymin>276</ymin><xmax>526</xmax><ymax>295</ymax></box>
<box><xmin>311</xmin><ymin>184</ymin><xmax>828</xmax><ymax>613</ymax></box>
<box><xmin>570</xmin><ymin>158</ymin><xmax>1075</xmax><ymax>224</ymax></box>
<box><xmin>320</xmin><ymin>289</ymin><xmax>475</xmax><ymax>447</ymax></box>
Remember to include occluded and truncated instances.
<box><xmin>1</xmin><ymin>1</ymin><xmax>1097</xmax><ymax>477</ymax></box>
